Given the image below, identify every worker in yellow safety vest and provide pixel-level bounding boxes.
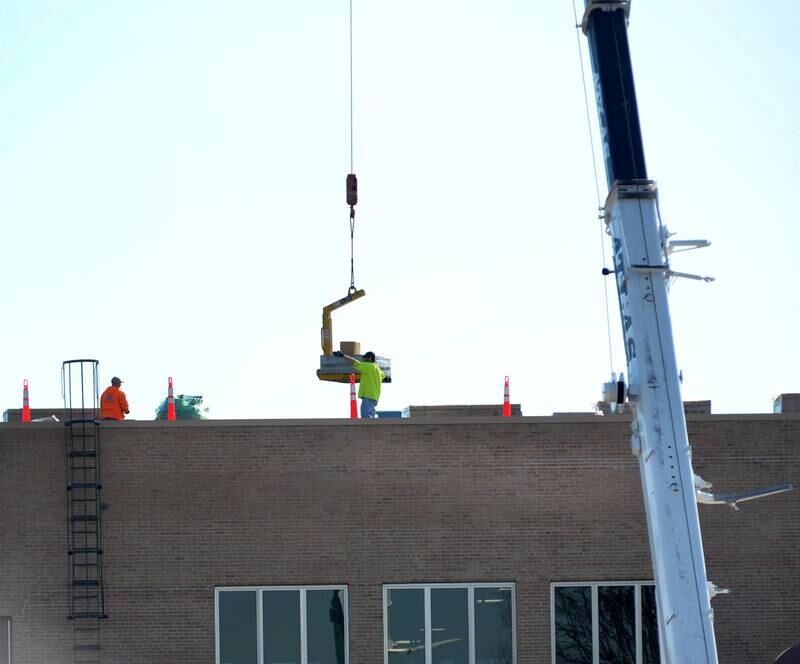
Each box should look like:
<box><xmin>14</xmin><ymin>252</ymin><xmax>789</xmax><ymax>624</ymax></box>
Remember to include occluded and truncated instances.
<box><xmin>333</xmin><ymin>350</ymin><xmax>386</xmax><ymax>418</ymax></box>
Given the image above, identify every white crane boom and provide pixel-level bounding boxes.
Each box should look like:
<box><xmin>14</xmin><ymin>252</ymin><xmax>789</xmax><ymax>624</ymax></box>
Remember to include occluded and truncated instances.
<box><xmin>582</xmin><ymin>3</ymin><xmax>718</xmax><ymax>661</ymax></box>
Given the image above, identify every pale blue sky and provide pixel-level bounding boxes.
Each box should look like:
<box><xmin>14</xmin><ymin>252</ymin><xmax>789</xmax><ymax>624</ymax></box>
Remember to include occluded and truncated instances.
<box><xmin>1</xmin><ymin>1</ymin><xmax>798</xmax><ymax>419</ymax></box>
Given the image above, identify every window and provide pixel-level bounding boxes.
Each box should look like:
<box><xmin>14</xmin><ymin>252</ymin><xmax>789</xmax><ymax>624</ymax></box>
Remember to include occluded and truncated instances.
<box><xmin>384</xmin><ymin>583</ymin><xmax>515</xmax><ymax>664</ymax></box>
<box><xmin>215</xmin><ymin>586</ymin><xmax>348</xmax><ymax>664</ymax></box>
<box><xmin>551</xmin><ymin>582</ymin><xmax>659</xmax><ymax>664</ymax></box>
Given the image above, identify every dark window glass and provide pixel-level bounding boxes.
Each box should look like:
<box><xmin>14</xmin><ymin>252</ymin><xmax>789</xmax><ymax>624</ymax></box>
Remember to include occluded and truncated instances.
<box><xmin>308</xmin><ymin>589</ymin><xmax>346</xmax><ymax>664</ymax></box>
<box><xmin>219</xmin><ymin>591</ymin><xmax>258</xmax><ymax>664</ymax></box>
<box><xmin>554</xmin><ymin>586</ymin><xmax>592</xmax><ymax>664</ymax></box>
<box><xmin>598</xmin><ymin>586</ymin><xmax>635</xmax><ymax>664</ymax></box>
<box><xmin>431</xmin><ymin>588</ymin><xmax>468</xmax><ymax>664</ymax></box>
<box><xmin>475</xmin><ymin>587</ymin><xmax>513</xmax><ymax>664</ymax></box>
<box><xmin>263</xmin><ymin>590</ymin><xmax>301</xmax><ymax>664</ymax></box>
<box><xmin>641</xmin><ymin>585</ymin><xmax>660</xmax><ymax>664</ymax></box>
<box><xmin>387</xmin><ymin>589</ymin><xmax>425</xmax><ymax>664</ymax></box>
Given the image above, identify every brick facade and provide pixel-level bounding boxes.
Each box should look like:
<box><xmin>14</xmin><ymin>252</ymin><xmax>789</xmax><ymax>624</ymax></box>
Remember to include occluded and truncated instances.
<box><xmin>1</xmin><ymin>414</ymin><xmax>798</xmax><ymax>663</ymax></box>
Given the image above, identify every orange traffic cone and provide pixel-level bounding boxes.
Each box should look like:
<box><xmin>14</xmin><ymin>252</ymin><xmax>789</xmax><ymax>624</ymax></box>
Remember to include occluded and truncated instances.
<box><xmin>167</xmin><ymin>377</ymin><xmax>176</xmax><ymax>421</ymax></box>
<box><xmin>503</xmin><ymin>376</ymin><xmax>511</xmax><ymax>417</ymax></box>
<box><xmin>22</xmin><ymin>379</ymin><xmax>31</xmax><ymax>422</ymax></box>
<box><xmin>350</xmin><ymin>373</ymin><xmax>358</xmax><ymax>419</ymax></box>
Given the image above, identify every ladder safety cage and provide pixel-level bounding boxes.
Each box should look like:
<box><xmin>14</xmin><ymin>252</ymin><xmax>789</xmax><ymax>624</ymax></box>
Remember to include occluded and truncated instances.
<box><xmin>62</xmin><ymin>359</ymin><xmax>107</xmax><ymax>664</ymax></box>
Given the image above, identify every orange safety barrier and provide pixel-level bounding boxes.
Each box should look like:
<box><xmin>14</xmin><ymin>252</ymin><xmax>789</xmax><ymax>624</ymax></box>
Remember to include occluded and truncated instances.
<box><xmin>22</xmin><ymin>379</ymin><xmax>31</xmax><ymax>422</ymax></box>
<box><xmin>350</xmin><ymin>373</ymin><xmax>358</xmax><ymax>419</ymax></box>
<box><xmin>167</xmin><ymin>377</ymin><xmax>176</xmax><ymax>421</ymax></box>
<box><xmin>503</xmin><ymin>376</ymin><xmax>511</xmax><ymax>417</ymax></box>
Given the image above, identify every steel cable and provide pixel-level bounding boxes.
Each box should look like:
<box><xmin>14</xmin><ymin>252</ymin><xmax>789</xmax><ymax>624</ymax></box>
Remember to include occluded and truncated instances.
<box><xmin>572</xmin><ymin>0</ymin><xmax>615</xmax><ymax>374</ymax></box>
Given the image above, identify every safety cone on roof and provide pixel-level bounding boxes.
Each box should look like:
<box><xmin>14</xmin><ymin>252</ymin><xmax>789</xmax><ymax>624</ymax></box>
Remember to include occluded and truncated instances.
<box><xmin>22</xmin><ymin>379</ymin><xmax>31</xmax><ymax>422</ymax></box>
<box><xmin>503</xmin><ymin>376</ymin><xmax>511</xmax><ymax>417</ymax></box>
<box><xmin>350</xmin><ymin>373</ymin><xmax>358</xmax><ymax>419</ymax></box>
<box><xmin>167</xmin><ymin>377</ymin><xmax>176</xmax><ymax>421</ymax></box>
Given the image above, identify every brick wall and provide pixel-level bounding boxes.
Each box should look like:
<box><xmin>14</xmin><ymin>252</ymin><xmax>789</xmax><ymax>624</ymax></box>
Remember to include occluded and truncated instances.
<box><xmin>1</xmin><ymin>415</ymin><xmax>798</xmax><ymax>664</ymax></box>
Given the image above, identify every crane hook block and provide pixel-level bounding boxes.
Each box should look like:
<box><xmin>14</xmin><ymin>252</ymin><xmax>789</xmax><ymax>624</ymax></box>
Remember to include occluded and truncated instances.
<box><xmin>346</xmin><ymin>173</ymin><xmax>358</xmax><ymax>207</ymax></box>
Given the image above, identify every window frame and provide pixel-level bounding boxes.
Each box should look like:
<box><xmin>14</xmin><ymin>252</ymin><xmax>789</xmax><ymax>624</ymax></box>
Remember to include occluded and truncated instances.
<box><xmin>1</xmin><ymin>617</ymin><xmax>9</xmax><ymax>664</ymax></box>
<box><xmin>382</xmin><ymin>582</ymin><xmax>517</xmax><ymax>664</ymax></box>
<box><xmin>215</xmin><ymin>585</ymin><xmax>349</xmax><ymax>664</ymax></box>
<box><xmin>550</xmin><ymin>580</ymin><xmax>657</xmax><ymax>664</ymax></box>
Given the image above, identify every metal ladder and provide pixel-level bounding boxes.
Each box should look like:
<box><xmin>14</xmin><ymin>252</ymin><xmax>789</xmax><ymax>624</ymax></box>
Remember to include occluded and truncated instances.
<box><xmin>63</xmin><ymin>360</ymin><xmax>107</xmax><ymax>663</ymax></box>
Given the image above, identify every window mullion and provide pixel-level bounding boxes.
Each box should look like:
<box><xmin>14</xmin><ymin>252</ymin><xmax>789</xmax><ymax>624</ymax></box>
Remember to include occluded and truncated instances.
<box><xmin>300</xmin><ymin>590</ymin><xmax>308</xmax><ymax>664</ymax></box>
<box><xmin>592</xmin><ymin>586</ymin><xmax>599</xmax><ymax>664</ymax></box>
<box><xmin>257</xmin><ymin>590</ymin><xmax>264</xmax><ymax>664</ymax></box>
<box><xmin>215</xmin><ymin>592</ymin><xmax>220</xmax><ymax>664</ymax></box>
<box><xmin>425</xmin><ymin>587</ymin><xmax>432</xmax><ymax>664</ymax></box>
<box><xmin>549</xmin><ymin>586</ymin><xmax>555</xmax><ymax>664</ymax></box>
<box><xmin>344</xmin><ymin>587</ymin><xmax>350</xmax><ymax>664</ymax></box>
<box><xmin>383</xmin><ymin>587</ymin><xmax>389</xmax><ymax>664</ymax></box>
<box><xmin>635</xmin><ymin>585</ymin><xmax>642</xmax><ymax>664</ymax></box>
<box><xmin>468</xmin><ymin>586</ymin><xmax>476</xmax><ymax>664</ymax></box>
<box><xmin>511</xmin><ymin>585</ymin><xmax>517</xmax><ymax>664</ymax></box>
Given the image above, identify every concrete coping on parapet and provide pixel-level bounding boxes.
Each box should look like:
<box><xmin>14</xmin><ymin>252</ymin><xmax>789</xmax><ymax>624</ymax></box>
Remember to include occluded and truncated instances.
<box><xmin>2</xmin><ymin>412</ymin><xmax>799</xmax><ymax>429</ymax></box>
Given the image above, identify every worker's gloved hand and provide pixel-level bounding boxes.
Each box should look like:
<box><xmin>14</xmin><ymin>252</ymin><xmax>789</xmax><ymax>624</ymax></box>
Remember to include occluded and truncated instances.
<box><xmin>333</xmin><ymin>351</ymin><xmax>344</xmax><ymax>358</ymax></box>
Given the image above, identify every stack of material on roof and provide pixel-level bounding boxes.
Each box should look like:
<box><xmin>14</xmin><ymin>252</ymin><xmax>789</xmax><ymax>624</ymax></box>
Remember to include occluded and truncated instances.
<box><xmin>774</xmin><ymin>393</ymin><xmax>800</xmax><ymax>413</ymax></box>
<box><xmin>683</xmin><ymin>400</ymin><xmax>712</xmax><ymax>415</ymax></box>
<box><xmin>595</xmin><ymin>400</ymin><xmax>711</xmax><ymax>416</ymax></box>
<box><xmin>402</xmin><ymin>404</ymin><xmax>522</xmax><ymax>418</ymax></box>
<box><xmin>3</xmin><ymin>407</ymin><xmax>74</xmax><ymax>422</ymax></box>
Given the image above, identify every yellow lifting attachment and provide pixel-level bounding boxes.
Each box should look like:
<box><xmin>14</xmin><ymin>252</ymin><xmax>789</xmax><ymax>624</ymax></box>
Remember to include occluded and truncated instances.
<box><xmin>317</xmin><ymin>287</ymin><xmax>365</xmax><ymax>383</ymax></box>
<box><xmin>320</xmin><ymin>287</ymin><xmax>365</xmax><ymax>357</ymax></box>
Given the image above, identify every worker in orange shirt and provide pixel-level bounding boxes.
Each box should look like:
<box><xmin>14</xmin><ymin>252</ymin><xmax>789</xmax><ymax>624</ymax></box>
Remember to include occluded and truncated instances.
<box><xmin>100</xmin><ymin>376</ymin><xmax>130</xmax><ymax>421</ymax></box>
